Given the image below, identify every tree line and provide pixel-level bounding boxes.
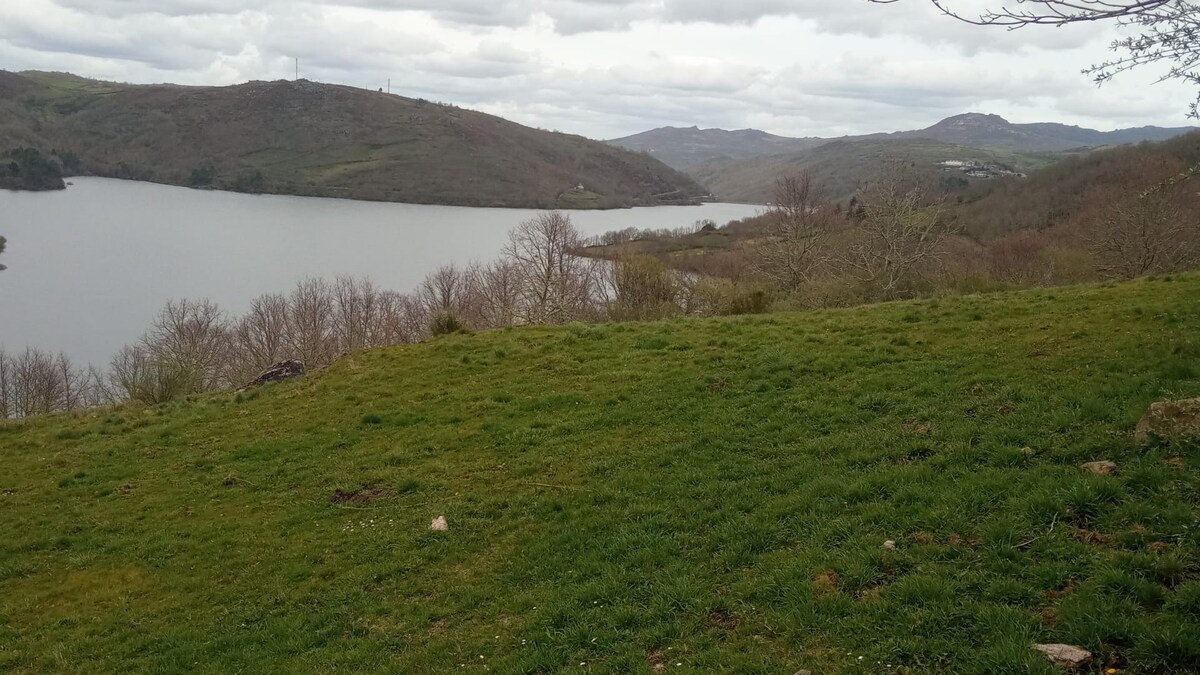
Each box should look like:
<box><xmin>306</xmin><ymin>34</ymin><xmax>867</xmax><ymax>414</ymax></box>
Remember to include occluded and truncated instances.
<box><xmin>0</xmin><ymin>212</ymin><xmax>767</xmax><ymax>419</ymax></box>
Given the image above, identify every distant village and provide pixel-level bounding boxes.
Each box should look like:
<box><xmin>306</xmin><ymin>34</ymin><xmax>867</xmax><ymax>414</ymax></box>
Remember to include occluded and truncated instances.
<box><xmin>938</xmin><ymin>159</ymin><xmax>1026</xmax><ymax>179</ymax></box>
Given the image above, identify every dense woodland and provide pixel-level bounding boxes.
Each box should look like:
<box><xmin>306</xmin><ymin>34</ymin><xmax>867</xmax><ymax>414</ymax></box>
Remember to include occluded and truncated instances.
<box><xmin>0</xmin><ymin>147</ymin><xmax>65</xmax><ymax>191</ymax></box>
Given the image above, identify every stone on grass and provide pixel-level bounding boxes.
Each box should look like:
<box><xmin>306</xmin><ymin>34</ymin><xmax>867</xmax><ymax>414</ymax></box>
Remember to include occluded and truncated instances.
<box><xmin>793</xmin><ymin>670</ymin><xmax>812</xmax><ymax>675</ymax></box>
<box><xmin>883</xmin><ymin>540</ymin><xmax>897</xmax><ymax>550</ymax></box>
<box><xmin>242</xmin><ymin>359</ymin><xmax>305</xmax><ymax>389</ymax></box>
<box><xmin>1033</xmin><ymin>643</ymin><xmax>1092</xmax><ymax>669</ymax></box>
<box><xmin>430</xmin><ymin>515</ymin><xmax>449</xmax><ymax>531</ymax></box>
<box><xmin>1135</xmin><ymin>397</ymin><xmax>1200</xmax><ymax>443</ymax></box>
<box><xmin>1081</xmin><ymin>460</ymin><xmax>1117</xmax><ymax>475</ymax></box>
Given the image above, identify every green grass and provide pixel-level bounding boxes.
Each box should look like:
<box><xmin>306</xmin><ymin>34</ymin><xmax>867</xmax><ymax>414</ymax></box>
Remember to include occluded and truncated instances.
<box><xmin>2</xmin><ymin>276</ymin><xmax>1199</xmax><ymax>673</ymax></box>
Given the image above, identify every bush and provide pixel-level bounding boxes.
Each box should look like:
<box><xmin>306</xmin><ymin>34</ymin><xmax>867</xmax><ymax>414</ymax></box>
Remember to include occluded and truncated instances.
<box><xmin>430</xmin><ymin>311</ymin><xmax>465</xmax><ymax>336</ymax></box>
<box><xmin>691</xmin><ymin>278</ymin><xmax>773</xmax><ymax>316</ymax></box>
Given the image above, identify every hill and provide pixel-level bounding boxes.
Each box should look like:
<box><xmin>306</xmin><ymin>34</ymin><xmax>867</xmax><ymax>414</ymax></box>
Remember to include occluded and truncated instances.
<box><xmin>880</xmin><ymin>113</ymin><xmax>1196</xmax><ymax>153</ymax></box>
<box><xmin>0</xmin><ymin>71</ymin><xmax>705</xmax><ymax>209</ymax></box>
<box><xmin>609</xmin><ymin>113</ymin><xmax>1196</xmax><ymax>172</ymax></box>
<box><xmin>953</xmin><ymin>131</ymin><xmax>1200</xmax><ymax>239</ymax></box>
<box><xmin>689</xmin><ymin>138</ymin><xmax>1060</xmax><ymax>204</ymax></box>
<box><xmin>3</xmin><ymin>275</ymin><xmax>1199</xmax><ymax>672</ymax></box>
<box><xmin>608</xmin><ymin>126</ymin><xmax>826</xmax><ymax>170</ymax></box>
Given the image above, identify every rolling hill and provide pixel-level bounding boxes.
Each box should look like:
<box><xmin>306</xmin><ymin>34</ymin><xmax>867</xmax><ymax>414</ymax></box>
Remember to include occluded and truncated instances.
<box><xmin>609</xmin><ymin>113</ymin><xmax>1196</xmax><ymax>172</ymax></box>
<box><xmin>0</xmin><ymin>71</ymin><xmax>705</xmax><ymax>209</ymax></box>
<box><xmin>608</xmin><ymin>126</ymin><xmax>826</xmax><ymax>170</ymax></box>
<box><xmin>2</xmin><ymin>275</ymin><xmax>1199</xmax><ymax>672</ymax></box>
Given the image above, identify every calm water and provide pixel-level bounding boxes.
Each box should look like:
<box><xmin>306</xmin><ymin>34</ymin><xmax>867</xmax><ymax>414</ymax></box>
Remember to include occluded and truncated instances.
<box><xmin>0</xmin><ymin>178</ymin><xmax>761</xmax><ymax>366</ymax></box>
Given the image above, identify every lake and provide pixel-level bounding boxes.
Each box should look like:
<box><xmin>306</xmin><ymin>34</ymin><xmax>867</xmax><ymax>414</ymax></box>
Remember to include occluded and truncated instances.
<box><xmin>0</xmin><ymin>178</ymin><xmax>761</xmax><ymax>366</ymax></box>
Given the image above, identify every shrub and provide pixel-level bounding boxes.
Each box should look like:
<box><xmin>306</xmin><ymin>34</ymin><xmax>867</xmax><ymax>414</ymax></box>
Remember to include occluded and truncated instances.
<box><xmin>430</xmin><ymin>311</ymin><xmax>465</xmax><ymax>336</ymax></box>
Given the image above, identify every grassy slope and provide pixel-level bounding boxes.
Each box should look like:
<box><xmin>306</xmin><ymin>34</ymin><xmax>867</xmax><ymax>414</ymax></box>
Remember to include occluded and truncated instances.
<box><xmin>691</xmin><ymin>139</ymin><xmax>1062</xmax><ymax>204</ymax></box>
<box><xmin>0</xmin><ymin>71</ymin><xmax>705</xmax><ymax>209</ymax></box>
<box><xmin>3</xmin><ymin>277</ymin><xmax>1200</xmax><ymax>674</ymax></box>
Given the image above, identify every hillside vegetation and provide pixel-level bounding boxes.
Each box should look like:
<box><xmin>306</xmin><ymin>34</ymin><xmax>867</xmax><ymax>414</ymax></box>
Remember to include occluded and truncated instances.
<box><xmin>0</xmin><ymin>71</ymin><xmax>704</xmax><ymax>208</ymax></box>
<box><xmin>689</xmin><ymin>139</ymin><xmax>1059</xmax><ymax>204</ymax></box>
<box><xmin>2</xmin><ymin>275</ymin><xmax>1199</xmax><ymax>673</ymax></box>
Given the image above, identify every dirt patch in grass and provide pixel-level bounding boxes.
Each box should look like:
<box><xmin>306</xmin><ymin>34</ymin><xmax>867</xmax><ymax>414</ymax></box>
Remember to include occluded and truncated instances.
<box><xmin>331</xmin><ymin>483</ymin><xmax>395</xmax><ymax>504</ymax></box>
<box><xmin>812</xmin><ymin>570</ymin><xmax>840</xmax><ymax>597</ymax></box>
<box><xmin>706</xmin><ymin>609</ymin><xmax>740</xmax><ymax>632</ymax></box>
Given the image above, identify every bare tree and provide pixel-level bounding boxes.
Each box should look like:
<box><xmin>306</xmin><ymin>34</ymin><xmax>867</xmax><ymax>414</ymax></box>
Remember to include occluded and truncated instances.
<box><xmin>0</xmin><ymin>235</ymin><xmax>7</xmax><ymax>272</ymax></box>
<box><xmin>1089</xmin><ymin>191</ymin><xmax>1199</xmax><ymax>278</ymax></box>
<box><xmin>873</xmin><ymin>1</ymin><xmax>1200</xmax><ymax>116</ymax></box>
<box><xmin>844</xmin><ymin>162</ymin><xmax>953</xmax><ymax>299</ymax></box>
<box><xmin>142</xmin><ymin>299</ymin><xmax>229</xmax><ymax>394</ymax></box>
<box><xmin>753</xmin><ymin>172</ymin><xmax>837</xmax><ymax>291</ymax></box>
<box><xmin>468</xmin><ymin>260</ymin><xmax>522</xmax><ymax>328</ymax></box>
<box><xmin>332</xmin><ymin>276</ymin><xmax>382</xmax><ymax>353</ymax></box>
<box><xmin>374</xmin><ymin>291</ymin><xmax>428</xmax><ymax>345</ymax></box>
<box><xmin>287</xmin><ymin>278</ymin><xmax>337</xmax><ymax>368</ymax></box>
<box><xmin>229</xmin><ymin>292</ymin><xmax>289</xmax><ymax>381</ymax></box>
<box><xmin>109</xmin><ymin>344</ymin><xmax>191</xmax><ymax>404</ymax></box>
<box><xmin>503</xmin><ymin>212</ymin><xmax>599</xmax><ymax>324</ymax></box>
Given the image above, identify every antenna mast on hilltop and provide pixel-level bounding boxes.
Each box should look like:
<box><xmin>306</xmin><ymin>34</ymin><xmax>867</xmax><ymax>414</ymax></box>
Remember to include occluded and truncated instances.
<box><xmin>295</xmin><ymin>58</ymin><xmax>299</xmax><ymax>81</ymax></box>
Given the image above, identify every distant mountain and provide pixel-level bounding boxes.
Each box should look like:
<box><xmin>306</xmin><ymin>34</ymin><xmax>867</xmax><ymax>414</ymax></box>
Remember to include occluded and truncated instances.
<box><xmin>0</xmin><ymin>70</ymin><xmax>705</xmax><ymax>209</ymax></box>
<box><xmin>882</xmin><ymin>113</ymin><xmax>1197</xmax><ymax>153</ymax></box>
<box><xmin>608</xmin><ymin>126</ymin><xmax>825</xmax><ymax>170</ymax></box>
<box><xmin>610</xmin><ymin>113</ymin><xmax>1196</xmax><ymax>172</ymax></box>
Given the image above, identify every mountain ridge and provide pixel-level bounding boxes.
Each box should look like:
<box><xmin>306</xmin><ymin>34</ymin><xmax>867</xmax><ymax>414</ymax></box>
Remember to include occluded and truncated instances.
<box><xmin>610</xmin><ymin>112</ymin><xmax>1197</xmax><ymax>170</ymax></box>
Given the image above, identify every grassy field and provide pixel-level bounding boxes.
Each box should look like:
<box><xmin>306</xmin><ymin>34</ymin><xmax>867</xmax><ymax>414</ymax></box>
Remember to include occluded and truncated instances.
<box><xmin>2</xmin><ymin>276</ymin><xmax>1199</xmax><ymax>673</ymax></box>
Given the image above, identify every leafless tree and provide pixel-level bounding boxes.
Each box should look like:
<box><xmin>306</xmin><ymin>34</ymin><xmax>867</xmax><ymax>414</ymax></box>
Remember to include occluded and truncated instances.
<box><xmin>228</xmin><ymin>292</ymin><xmax>290</xmax><ymax>381</ymax></box>
<box><xmin>374</xmin><ymin>291</ymin><xmax>428</xmax><ymax>345</ymax></box>
<box><xmin>503</xmin><ymin>212</ymin><xmax>599</xmax><ymax>324</ymax></box>
<box><xmin>873</xmin><ymin>1</ymin><xmax>1200</xmax><ymax>116</ymax></box>
<box><xmin>468</xmin><ymin>261</ymin><xmax>523</xmax><ymax>328</ymax></box>
<box><xmin>332</xmin><ymin>276</ymin><xmax>382</xmax><ymax>353</ymax></box>
<box><xmin>109</xmin><ymin>344</ymin><xmax>191</xmax><ymax>404</ymax></box>
<box><xmin>753</xmin><ymin>172</ymin><xmax>838</xmax><ymax>291</ymax></box>
<box><xmin>286</xmin><ymin>278</ymin><xmax>337</xmax><ymax>368</ymax></box>
<box><xmin>844</xmin><ymin>162</ymin><xmax>953</xmax><ymax>299</ymax></box>
<box><xmin>142</xmin><ymin>299</ymin><xmax>230</xmax><ymax>394</ymax></box>
<box><xmin>1089</xmin><ymin>191</ymin><xmax>1199</xmax><ymax>278</ymax></box>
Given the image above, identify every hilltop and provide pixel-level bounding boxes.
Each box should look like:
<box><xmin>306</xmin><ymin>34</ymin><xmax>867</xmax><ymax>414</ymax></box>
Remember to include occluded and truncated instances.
<box><xmin>610</xmin><ymin>113</ymin><xmax>1195</xmax><ymax>172</ymax></box>
<box><xmin>608</xmin><ymin>126</ymin><xmax>826</xmax><ymax>170</ymax></box>
<box><xmin>2</xmin><ymin>275</ymin><xmax>1199</xmax><ymax>673</ymax></box>
<box><xmin>0</xmin><ymin>71</ymin><xmax>705</xmax><ymax>209</ymax></box>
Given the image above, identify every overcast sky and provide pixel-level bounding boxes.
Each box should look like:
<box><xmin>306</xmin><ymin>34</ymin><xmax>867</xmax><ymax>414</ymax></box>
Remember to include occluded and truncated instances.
<box><xmin>0</xmin><ymin>1</ymin><xmax>1193</xmax><ymax>139</ymax></box>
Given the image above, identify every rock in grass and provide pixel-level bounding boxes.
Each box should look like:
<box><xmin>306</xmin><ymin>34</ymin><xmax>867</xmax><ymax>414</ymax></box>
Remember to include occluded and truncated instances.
<box><xmin>882</xmin><ymin>540</ymin><xmax>897</xmax><ymax>550</ymax></box>
<box><xmin>793</xmin><ymin>670</ymin><xmax>812</xmax><ymax>675</ymax></box>
<box><xmin>430</xmin><ymin>515</ymin><xmax>449</xmax><ymax>531</ymax></box>
<box><xmin>1033</xmin><ymin>644</ymin><xmax>1092</xmax><ymax>669</ymax></box>
<box><xmin>243</xmin><ymin>359</ymin><xmax>305</xmax><ymax>389</ymax></box>
<box><xmin>1135</xmin><ymin>397</ymin><xmax>1200</xmax><ymax>443</ymax></box>
<box><xmin>1081</xmin><ymin>460</ymin><xmax>1117</xmax><ymax>475</ymax></box>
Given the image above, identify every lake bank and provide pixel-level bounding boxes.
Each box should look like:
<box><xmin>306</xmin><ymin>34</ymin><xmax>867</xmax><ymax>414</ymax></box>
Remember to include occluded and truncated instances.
<box><xmin>0</xmin><ymin>178</ymin><xmax>761</xmax><ymax>366</ymax></box>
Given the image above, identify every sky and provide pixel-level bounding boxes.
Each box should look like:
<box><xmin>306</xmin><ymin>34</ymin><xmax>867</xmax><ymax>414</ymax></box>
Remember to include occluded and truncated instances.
<box><xmin>0</xmin><ymin>0</ymin><xmax>1193</xmax><ymax>139</ymax></box>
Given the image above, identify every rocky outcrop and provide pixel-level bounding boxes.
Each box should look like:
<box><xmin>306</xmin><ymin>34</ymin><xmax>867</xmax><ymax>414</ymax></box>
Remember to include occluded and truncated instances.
<box><xmin>243</xmin><ymin>360</ymin><xmax>305</xmax><ymax>389</ymax></box>
<box><xmin>1136</xmin><ymin>397</ymin><xmax>1200</xmax><ymax>443</ymax></box>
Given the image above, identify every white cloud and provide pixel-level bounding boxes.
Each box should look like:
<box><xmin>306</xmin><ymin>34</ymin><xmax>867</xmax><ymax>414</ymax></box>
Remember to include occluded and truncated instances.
<box><xmin>0</xmin><ymin>0</ymin><xmax>1193</xmax><ymax>139</ymax></box>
